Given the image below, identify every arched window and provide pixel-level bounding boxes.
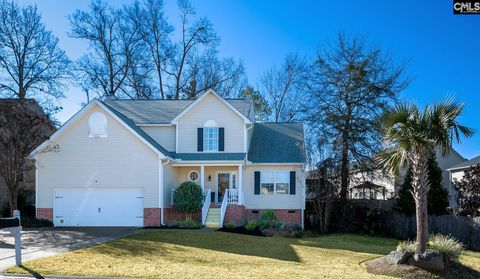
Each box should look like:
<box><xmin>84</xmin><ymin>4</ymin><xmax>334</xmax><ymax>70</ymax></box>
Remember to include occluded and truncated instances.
<box><xmin>88</xmin><ymin>111</ymin><xmax>107</xmax><ymax>138</ymax></box>
<box><xmin>203</xmin><ymin>120</ymin><xmax>218</xmax><ymax>151</ymax></box>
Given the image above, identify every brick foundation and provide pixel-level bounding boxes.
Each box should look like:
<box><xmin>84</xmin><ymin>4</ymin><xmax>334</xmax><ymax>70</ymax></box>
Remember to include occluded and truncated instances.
<box><xmin>246</xmin><ymin>209</ymin><xmax>302</xmax><ymax>225</ymax></box>
<box><xmin>36</xmin><ymin>208</ymin><xmax>53</xmax><ymax>221</ymax></box>
<box><xmin>144</xmin><ymin>208</ymin><xmax>161</xmax><ymax>227</ymax></box>
<box><xmin>224</xmin><ymin>205</ymin><xmax>246</xmax><ymax>226</ymax></box>
<box><xmin>163</xmin><ymin>208</ymin><xmax>201</xmax><ymax>225</ymax></box>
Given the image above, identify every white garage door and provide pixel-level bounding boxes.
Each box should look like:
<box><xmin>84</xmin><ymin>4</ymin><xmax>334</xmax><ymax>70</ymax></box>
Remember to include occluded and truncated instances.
<box><xmin>54</xmin><ymin>188</ymin><xmax>144</xmax><ymax>227</ymax></box>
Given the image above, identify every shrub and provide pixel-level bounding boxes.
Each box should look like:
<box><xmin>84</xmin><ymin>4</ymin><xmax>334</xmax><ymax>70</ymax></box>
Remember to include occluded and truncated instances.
<box><xmin>396</xmin><ymin>240</ymin><xmax>416</xmax><ymax>253</ymax></box>
<box><xmin>225</xmin><ymin>221</ymin><xmax>236</xmax><ymax>230</ymax></box>
<box><xmin>177</xmin><ymin>218</ymin><xmax>202</xmax><ymax>229</ymax></box>
<box><xmin>173</xmin><ymin>181</ymin><xmax>204</xmax><ymax>220</ymax></box>
<box><xmin>428</xmin><ymin>234</ymin><xmax>464</xmax><ymax>261</ymax></box>
<box><xmin>279</xmin><ymin>224</ymin><xmax>304</xmax><ymax>238</ymax></box>
<box><xmin>245</xmin><ymin>220</ymin><xmax>258</xmax><ymax>231</ymax></box>
<box><xmin>258</xmin><ymin>209</ymin><xmax>279</xmax><ymax>230</ymax></box>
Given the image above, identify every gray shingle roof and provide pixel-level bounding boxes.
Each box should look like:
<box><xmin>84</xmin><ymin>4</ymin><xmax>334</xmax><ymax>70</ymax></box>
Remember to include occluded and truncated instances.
<box><xmin>248</xmin><ymin>122</ymin><xmax>306</xmax><ymax>164</ymax></box>
<box><xmin>103</xmin><ymin>98</ymin><xmax>253</xmax><ymax>124</ymax></box>
<box><xmin>449</xmin><ymin>155</ymin><xmax>480</xmax><ymax>170</ymax></box>
<box><xmin>172</xmin><ymin>153</ymin><xmax>246</xmax><ymax>161</ymax></box>
<box><xmin>101</xmin><ymin>101</ymin><xmax>172</xmax><ymax>157</ymax></box>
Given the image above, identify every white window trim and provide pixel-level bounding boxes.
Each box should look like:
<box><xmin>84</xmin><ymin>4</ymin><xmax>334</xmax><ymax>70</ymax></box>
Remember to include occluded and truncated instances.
<box><xmin>260</xmin><ymin>170</ymin><xmax>290</xmax><ymax>195</ymax></box>
<box><xmin>88</xmin><ymin>111</ymin><xmax>108</xmax><ymax>138</ymax></box>
<box><xmin>188</xmin><ymin>170</ymin><xmax>200</xmax><ymax>182</ymax></box>
<box><xmin>203</xmin><ymin>121</ymin><xmax>219</xmax><ymax>152</ymax></box>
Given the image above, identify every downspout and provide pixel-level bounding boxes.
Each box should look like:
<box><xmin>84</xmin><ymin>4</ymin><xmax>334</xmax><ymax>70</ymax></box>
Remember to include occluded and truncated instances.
<box><xmin>160</xmin><ymin>159</ymin><xmax>170</xmax><ymax>226</ymax></box>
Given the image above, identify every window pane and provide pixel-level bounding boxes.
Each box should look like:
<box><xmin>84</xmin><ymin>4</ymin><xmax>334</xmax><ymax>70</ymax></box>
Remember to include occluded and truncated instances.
<box><xmin>276</xmin><ymin>183</ymin><xmax>289</xmax><ymax>194</ymax></box>
<box><xmin>260</xmin><ymin>171</ymin><xmax>274</xmax><ymax>183</ymax></box>
<box><xmin>276</xmin><ymin>171</ymin><xmax>289</xmax><ymax>183</ymax></box>
<box><xmin>203</xmin><ymin>127</ymin><xmax>218</xmax><ymax>151</ymax></box>
<box><xmin>261</xmin><ymin>183</ymin><xmax>274</xmax><ymax>195</ymax></box>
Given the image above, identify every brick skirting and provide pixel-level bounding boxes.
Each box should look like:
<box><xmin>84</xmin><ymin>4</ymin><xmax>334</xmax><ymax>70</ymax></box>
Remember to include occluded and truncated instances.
<box><xmin>144</xmin><ymin>208</ymin><xmax>161</xmax><ymax>227</ymax></box>
<box><xmin>246</xmin><ymin>209</ymin><xmax>302</xmax><ymax>225</ymax></box>
<box><xmin>36</xmin><ymin>208</ymin><xmax>53</xmax><ymax>221</ymax></box>
<box><xmin>224</xmin><ymin>205</ymin><xmax>246</xmax><ymax>226</ymax></box>
<box><xmin>163</xmin><ymin>208</ymin><xmax>201</xmax><ymax>225</ymax></box>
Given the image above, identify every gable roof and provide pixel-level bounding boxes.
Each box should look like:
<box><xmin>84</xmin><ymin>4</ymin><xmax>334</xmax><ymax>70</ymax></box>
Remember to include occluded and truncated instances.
<box><xmin>103</xmin><ymin>92</ymin><xmax>254</xmax><ymax>125</ymax></box>
<box><xmin>170</xmin><ymin>90</ymin><xmax>252</xmax><ymax>124</ymax></box>
<box><xmin>30</xmin><ymin>100</ymin><xmax>171</xmax><ymax>159</ymax></box>
<box><xmin>447</xmin><ymin>155</ymin><xmax>480</xmax><ymax>171</ymax></box>
<box><xmin>248</xmin><ymin>122</ymin><xmax>306</xmax><ymax>164</ymax></box>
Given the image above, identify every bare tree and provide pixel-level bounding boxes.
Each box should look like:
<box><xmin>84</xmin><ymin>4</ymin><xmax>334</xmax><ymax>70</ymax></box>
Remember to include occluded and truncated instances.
<box><xmin>70</xmin><ymin>0</ymin><xmax>141</xmax><ymax>98</ymax></box>
<box><xmin>306</xmin><ymin>33</ymin><xmax>409</xmax><ymax>200</ymax></box>
<box><xmin>186</xmin><ymin>49</ymin><xmax>246</xmax><ymax>98</ymax></box>
<box><xmin>0</xmin><ymin>99</ymin><xmax>53</xmax><ymax>214</ymax></box>
<box><xmin>0</xmin><ymin>0</ymin><xmax>71</xmax><ymax>101</ymax></box>
<box><xmin>164</xmin><ymin>0</ymin><xmax>219</xmax><ymax>99</ymax></box>
<box><xmin>127</xmin><ymin>0</ymin><xmax>173</xmax><ymax>99</ymax></box>
<box><xmin>259</xmin><ymin>53</ymin><xmax>307</xmax><ymax>122</ymax></box>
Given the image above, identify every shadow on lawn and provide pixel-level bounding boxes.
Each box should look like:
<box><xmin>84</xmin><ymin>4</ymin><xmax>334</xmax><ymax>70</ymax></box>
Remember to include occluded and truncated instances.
<box><xmin>95</xmin><ymin>230</ymin><xmax>302</xmax><ymax>262</ymax></box>
<box><xmin>18</xmin><ymin>265</ymin><xmax>45</xmax><ymax>279</ymax></box>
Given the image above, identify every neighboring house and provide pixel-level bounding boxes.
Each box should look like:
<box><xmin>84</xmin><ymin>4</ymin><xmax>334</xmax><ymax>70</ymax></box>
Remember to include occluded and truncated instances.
<box><xmin>349</xmin><ymin>148</ymin><xmax>465</xmax><ymax>205</ymax></box>
<box><xmin>0</xmin><ymin>99</ymin><xmax>55</xmax><ymax>213</ymax></box>
<box><xmin>30</xmin><ymin>90</ymin><xmax>306</xmax><ymax>228</ymax></box>
<box><xmin>446</xmin><ymin>155</ymin><xmax>480</xmax><ymax>209</ymax></box>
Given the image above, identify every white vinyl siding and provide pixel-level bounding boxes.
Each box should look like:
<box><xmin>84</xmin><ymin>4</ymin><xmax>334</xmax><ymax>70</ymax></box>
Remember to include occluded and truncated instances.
<box><xmin>141</xmin><ymin>126</ymin><xmax>176</xmax><ymax>152</ymax></box>
<box><xmin>36</xmin><ymin>105</ymin><xmax>160</xmax><ymax>209</ymax></box>
<box><xmin>177</xmin><ymin>93</ymin><xmax>245</xmax><ymax>153</ymax></box>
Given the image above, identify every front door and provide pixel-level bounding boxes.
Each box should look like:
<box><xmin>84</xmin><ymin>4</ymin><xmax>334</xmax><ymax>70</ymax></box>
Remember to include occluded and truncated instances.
<box><xmin>217</xmin><ymin>173</ymin><xmax>230</xmax><ymax>204</ymax></box>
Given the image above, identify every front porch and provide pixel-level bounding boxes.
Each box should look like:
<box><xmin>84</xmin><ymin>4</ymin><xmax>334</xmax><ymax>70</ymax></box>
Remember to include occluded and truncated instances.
<box><xmin>169</xmin><ymin>163</ymin><xmax>245</xmax><ymax>227</ymax></box>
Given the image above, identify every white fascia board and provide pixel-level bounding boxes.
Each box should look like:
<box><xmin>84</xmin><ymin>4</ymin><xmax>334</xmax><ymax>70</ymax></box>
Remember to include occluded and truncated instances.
<box><xmin>170</xmin><ymin>89</ymin><xmax>251</xmax><ymax>124</ymax></box>
<box><xmin>30</xmin><ymin>100</ymin><xmax>99</xmax><ymax>156</ymax></box>
<box><xmin>246</xmin><ymin>162</ymin><xmax>306</xmax><ymax>166</ymax></box>
<box><xmin>30</xmin><ymin>99</ymin><xmax>170</xmax><ymax>160</ymax></box>
<box><xmin>171</xmin><ymin>161</ymin><xmax>244</xmax><ymax>166</ymax></box>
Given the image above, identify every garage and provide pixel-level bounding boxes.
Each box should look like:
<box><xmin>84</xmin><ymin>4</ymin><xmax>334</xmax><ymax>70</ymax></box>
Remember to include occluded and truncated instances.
<box><xmin>53</xmin><ymin>188</ymin><xmax>144</xmax><ymax>227</ymax></box>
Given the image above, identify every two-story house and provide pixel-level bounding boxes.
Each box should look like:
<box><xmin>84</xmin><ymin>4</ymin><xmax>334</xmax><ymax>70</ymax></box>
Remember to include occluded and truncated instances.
<box><xmin>30</xmin><ymin>90</ymin><xmax>306</xmax><ymax>228</ymax></box>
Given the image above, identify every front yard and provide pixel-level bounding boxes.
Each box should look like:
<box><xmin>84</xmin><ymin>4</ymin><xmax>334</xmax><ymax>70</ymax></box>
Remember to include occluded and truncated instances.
<box><xmin>6</xmin><ymin>230</ymin><xmax>480</xmax><ymax>278</ymax></box>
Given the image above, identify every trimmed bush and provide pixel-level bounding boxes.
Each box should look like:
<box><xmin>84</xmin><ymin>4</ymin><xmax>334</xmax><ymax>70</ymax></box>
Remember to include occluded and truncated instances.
<box><xmin>258</xmin><ymin>209</ymin><xmax>279</xmax><ymax>230</ymax></box>
<box><xmin>173</xmin><ymin>181</ymin><xmax>203</xmax><ymax>220</ymax></box>
<box><xmin>225</xmin><ymin>221</ymin><xmax>236</xmax><ymax>230</ymax></box>
<box><xmin>396</xmin><ymin>240</ymin><xmax>416</xmax><ymax>253</ymax></box>
<box><xmin>245</xmin><ymin>220</ymin><xmax>258</xmax><ymax>231</ymax></box>
<box><xmin>428</xmin><ymin>234</ymin><xmax>464</xmax><ymax>261</ymax></box>
<box><xmin>21</xmin><ymin>216</ymin><xmax>53</xmax><ymax>228</ymax></box>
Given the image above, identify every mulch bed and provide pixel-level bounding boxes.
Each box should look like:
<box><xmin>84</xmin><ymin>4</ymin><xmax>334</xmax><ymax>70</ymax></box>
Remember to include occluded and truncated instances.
<box><xmin>364</xmin><ymin>256</ymin><xmax>480</xmax><ymax>279</ymax></box>
<box><xmin>141</xmin><ymin>226</ymin><xmax>202</xmax><ymax>230</ymax></box>
<box><xmin>216</xmin><ymin>226</ymin><xmax>265</xmax><ymax>237</ymax></box>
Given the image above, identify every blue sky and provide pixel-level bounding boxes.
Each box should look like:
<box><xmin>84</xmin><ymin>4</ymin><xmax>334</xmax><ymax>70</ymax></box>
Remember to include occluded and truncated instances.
<box><xmin>19</xmin><ymin>0</ymin><xmax>480</xmax><ymax>159</ymax></box>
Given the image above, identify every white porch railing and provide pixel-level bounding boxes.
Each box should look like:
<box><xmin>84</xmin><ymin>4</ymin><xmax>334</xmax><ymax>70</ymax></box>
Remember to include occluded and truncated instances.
<box><xmin>201</xmin><ymin>188</ymin><xmax>211</xmax><ymax>225</ymax></box>
<box><xmin>226</xmin><ymin>189</ymin><xmax>239</xmax><ymax>204</ymax></box>
<box><xmin>220</xmin><ymin>189</ymin><xmax>229</xmax><ymax>226</ymax></box>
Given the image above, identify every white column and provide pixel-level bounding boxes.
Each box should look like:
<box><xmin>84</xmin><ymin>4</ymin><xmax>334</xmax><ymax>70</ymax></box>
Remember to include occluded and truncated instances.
<box><xmin>200</xmin><ymin>165</ymin><xmax>205</xmax><ymax>191</ymax></box>
<box><xmin>238</xmin><ymin>164</ymin><xmax>243</xmax><ymax>205</ymax></box>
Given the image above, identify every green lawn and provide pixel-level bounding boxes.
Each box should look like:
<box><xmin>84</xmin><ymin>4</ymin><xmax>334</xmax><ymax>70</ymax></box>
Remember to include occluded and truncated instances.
<box><xmin>6</xmin><ymin>230</ymin><xmax>480</xmax><ymax>279</ymax></box>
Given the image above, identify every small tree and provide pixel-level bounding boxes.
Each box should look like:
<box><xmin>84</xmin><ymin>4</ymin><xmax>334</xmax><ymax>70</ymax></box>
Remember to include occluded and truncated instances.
<box><xmin>173</xmin><ymin>181</ymin><xmax>204</xmax><ymax>221</ymax></box>
<box><xmin>454</xmin><ymin>164</ymin><xmax>480</xmax><ymax>217</ymax></box>
<box><xmin>396</xmin><ymin>150</ymin><xmax>449</xmax><ymax>216</ymax></box>
<box><xmin>0</xmin><ymin>100</ymin><xmax>52</xmax><ymax>214</ymax></box>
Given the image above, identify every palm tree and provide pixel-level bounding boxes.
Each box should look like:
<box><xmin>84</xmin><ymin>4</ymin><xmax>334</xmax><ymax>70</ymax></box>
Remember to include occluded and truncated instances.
<box><xmin>380</xmin><ymin>98</ymin><xmax>474</xmax><ymax>255</ymax></box>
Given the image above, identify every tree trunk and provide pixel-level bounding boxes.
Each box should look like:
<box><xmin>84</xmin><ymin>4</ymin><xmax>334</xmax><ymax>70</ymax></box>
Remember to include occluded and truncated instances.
<box><xmin>339</xmin><ymin>130</ymin><xmax>349</xmax><ymax>200</ymax></box>
<box><xmin>411</xmin><ymin>152</ymin><xmax>430</xmax><ymax>255</ymax></box>
<box><xmin>7</xmin><ymin>187</ymin><xmax>19</xmax><ymax>216</ymax></box>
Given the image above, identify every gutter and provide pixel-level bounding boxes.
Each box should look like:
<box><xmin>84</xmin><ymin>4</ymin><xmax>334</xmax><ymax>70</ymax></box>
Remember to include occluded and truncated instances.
<box><xmin>160</xmin><ymin>159</ymin><xmax>170</xmax><ymax>226</ymax></box>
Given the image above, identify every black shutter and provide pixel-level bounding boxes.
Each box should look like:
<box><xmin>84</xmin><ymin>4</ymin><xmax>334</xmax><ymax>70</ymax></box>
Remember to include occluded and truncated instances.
<box><xmin>219</xmin><ymin>127</ymin><xmax>225</xmax><ymax>151</ymax></box>
<box><xmin>254</xmin><ymin>171</ymin><xmax>260</xmax><ymax>195</ymax></box>
<box><xmin>290</xmin><ymin>171</ymin><xmax>296</xmax><ymax>195</ymax></box>
<box><xmin>197</xmin><ymin>128</ymin><xmax>203</xmax><ymax>152</ymax></box>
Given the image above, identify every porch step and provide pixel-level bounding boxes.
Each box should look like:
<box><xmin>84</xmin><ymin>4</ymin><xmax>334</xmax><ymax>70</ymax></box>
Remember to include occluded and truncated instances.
<box><xmin>205</xmin><ymin>208</ymin><xmax>222</xmax><ymax>228</ymax></box>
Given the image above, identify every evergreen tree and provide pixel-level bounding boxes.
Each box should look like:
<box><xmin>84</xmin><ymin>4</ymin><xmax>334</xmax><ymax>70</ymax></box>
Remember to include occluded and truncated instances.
<box><xmin>396</xmin><ymin>150</ymin><xmax>449</xmax><ymax>216</ymax></box>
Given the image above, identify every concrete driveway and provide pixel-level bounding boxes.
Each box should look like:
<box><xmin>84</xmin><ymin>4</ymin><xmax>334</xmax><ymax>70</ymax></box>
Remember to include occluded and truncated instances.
<box><xmin>0</xmin><ymin>227</ymin><xmax>137</xmax><ymax>273</ymax></box>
